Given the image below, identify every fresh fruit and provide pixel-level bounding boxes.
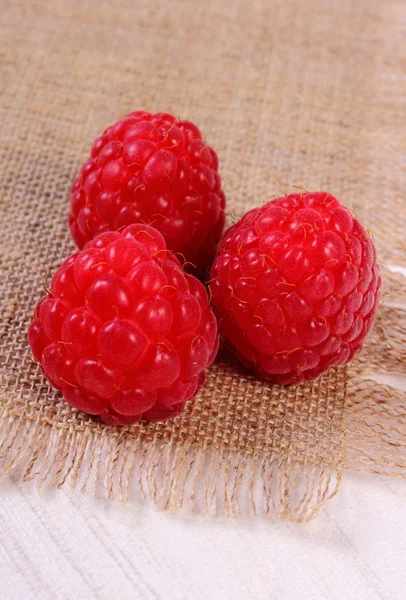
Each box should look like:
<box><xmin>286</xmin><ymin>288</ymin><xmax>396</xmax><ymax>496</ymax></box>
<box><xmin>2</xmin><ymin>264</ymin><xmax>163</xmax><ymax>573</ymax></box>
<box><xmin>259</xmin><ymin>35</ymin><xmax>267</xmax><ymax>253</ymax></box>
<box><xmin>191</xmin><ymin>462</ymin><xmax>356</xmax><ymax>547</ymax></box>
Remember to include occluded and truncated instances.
<box><xmin>69</xmin><ymin>111</ymin><xmax>226</xmax><ymax>273</ymax></box>
<box><xmin>209</xmin><ymin>191</ymin><xmax>380</xmax><ymax>384</ymax></box>
<box><xmin>28</xmin><ymin>225</ymin><xmax>219</xmax><ymax>425</ymax></box>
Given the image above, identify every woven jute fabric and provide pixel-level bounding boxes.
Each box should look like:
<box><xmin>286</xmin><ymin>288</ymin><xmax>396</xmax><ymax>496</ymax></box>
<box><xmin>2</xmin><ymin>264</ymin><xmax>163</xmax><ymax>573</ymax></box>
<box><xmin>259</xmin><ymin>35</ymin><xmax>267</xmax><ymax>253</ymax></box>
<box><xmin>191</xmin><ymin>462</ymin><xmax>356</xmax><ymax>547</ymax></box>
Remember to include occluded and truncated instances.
<box><xmin>1</xmin><ymin>0</ymin><xmax>405</xmax><ymax>520</ymax></box>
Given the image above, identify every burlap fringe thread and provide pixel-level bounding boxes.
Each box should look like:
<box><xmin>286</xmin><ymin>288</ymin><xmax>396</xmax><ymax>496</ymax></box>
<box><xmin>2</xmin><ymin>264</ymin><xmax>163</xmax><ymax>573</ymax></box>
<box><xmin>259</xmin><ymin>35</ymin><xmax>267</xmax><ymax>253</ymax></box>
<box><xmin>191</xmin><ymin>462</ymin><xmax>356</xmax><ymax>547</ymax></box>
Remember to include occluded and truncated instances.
<box><xmin>0</xmin><ymin>406</ymin><xmax>343</xmax><ymax>522</ymax></box>
<box><xmin>1</xmin><ymin>371</ymin><xmax>405</xmax><ymax>521</ymax></box>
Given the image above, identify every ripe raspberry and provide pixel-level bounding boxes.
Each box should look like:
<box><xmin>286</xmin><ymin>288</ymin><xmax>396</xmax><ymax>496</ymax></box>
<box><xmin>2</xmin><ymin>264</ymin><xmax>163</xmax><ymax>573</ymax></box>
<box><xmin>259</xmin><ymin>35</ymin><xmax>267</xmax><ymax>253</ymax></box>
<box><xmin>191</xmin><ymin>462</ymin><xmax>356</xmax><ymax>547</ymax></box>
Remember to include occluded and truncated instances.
<box><xmin>69</xmin><ymin>111</ymin><xmax>226</xmax><ymax>273</ymax></box>
<box><xmin>210</xmin><ymin>192</ymin><xmax>381</xmax><ymax>385</ymax></box>
<box><xmin>28</xmin><ymin>225</ymin><xmax>219</xmax><ymax>425</ymax></box>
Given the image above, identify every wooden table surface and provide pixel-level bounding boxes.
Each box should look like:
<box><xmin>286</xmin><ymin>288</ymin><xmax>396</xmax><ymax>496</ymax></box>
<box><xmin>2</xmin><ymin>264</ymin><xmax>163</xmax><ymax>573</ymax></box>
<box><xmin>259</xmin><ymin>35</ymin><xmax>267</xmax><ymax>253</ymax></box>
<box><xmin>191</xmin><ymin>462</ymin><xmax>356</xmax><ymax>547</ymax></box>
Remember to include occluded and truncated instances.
<box><xmin>0</xmin><ymin>468</ymin><xmax>405</xmax><ymax>600</ymax></box>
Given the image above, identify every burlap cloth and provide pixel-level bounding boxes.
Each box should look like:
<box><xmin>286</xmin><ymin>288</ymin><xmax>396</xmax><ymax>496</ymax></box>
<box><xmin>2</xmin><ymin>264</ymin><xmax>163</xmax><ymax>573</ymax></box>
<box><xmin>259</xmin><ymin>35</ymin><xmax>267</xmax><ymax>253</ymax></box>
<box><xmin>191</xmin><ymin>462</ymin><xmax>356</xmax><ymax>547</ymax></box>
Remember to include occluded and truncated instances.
<box><xmin>1</xmin><ymin>0</ymin><xmax>405</xmax><ymax>521</ymax></box>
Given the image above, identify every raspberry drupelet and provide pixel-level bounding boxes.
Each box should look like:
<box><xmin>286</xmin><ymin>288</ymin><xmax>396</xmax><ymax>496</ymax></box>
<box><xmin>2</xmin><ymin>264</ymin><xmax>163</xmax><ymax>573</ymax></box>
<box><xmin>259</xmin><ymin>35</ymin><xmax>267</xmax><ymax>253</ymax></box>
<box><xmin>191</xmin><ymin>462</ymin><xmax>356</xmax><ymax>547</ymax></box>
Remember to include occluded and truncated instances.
<box><xmin>209</xmin><ymin>192</ymin><xmax>381</xmax><ymax>385</ymax></box>
<box><xmin>28</xmin><ymin>225</ymin><xmax>219</xmax><ymax>425</ymax></box>
<box><xmin>69</xmin><ymin>111</ymin><xmax>226</xmax><ymax>273</ymax></box>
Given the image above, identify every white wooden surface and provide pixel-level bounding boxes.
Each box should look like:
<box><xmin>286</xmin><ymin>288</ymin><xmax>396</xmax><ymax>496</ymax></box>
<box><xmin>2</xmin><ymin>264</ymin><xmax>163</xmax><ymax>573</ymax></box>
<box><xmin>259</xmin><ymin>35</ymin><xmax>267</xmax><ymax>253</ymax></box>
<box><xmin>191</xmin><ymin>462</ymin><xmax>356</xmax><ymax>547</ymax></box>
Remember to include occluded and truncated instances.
<box><xmin>0</xmin><ymin>469</ymin><xmax>405</xmax><ymax>600</ymax></box>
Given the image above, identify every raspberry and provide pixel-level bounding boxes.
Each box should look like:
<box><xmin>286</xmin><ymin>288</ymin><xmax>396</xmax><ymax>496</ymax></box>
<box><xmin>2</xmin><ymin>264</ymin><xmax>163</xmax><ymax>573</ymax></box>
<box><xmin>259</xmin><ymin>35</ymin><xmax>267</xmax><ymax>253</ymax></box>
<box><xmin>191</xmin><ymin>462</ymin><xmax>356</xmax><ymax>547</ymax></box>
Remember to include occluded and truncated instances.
<box><xmin>209</xmin><ymin>192</ymin><xmax>381</xmax><ymax>385</ymax></box>
<box><xmin>28</xmin><ymin>225</ymin><xmax>219</xmax><ymax>425</ymax></box>
<box><xmin>69</xmin><ymin>111</ymin><xmax>226</xmax><ymax>273</ymax></box>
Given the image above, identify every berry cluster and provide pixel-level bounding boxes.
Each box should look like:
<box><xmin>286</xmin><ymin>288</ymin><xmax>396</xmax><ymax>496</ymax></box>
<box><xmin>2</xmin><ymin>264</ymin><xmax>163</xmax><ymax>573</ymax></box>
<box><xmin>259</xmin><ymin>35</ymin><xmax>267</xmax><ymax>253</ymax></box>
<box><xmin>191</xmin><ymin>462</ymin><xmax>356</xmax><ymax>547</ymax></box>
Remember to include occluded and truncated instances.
<box><xmin>69</xmin><ymin>111</ymin><xmax>226</xmax><ymax>273</ymax></box>
<box><xmin>29</xmin><ymin>226</ymin><xmax>219</xmax><ymax>425</ymax></box>
<box><xmin>29</xmin><ymin>109</ymin><xmax>381</xmax><ymax>427</ymax></box>
<box><xmin>209</xmin><ymin>192</ymin><xmax>380</xmax><ymax>385</ymax></box>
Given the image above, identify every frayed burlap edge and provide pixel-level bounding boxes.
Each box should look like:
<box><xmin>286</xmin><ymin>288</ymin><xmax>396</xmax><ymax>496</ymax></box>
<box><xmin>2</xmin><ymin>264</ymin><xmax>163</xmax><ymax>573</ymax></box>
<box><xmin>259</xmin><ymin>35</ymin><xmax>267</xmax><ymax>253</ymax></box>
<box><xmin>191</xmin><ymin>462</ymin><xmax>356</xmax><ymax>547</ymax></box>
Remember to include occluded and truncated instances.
<box><xmin>1</xmin><ymin>315</ymin><xmax>405</xmax><ymax>523</ymax></box>
<box><xmin>0</xmin><ymin>405</ymin><xmax>343</xmax><ymax>522</ymax></box>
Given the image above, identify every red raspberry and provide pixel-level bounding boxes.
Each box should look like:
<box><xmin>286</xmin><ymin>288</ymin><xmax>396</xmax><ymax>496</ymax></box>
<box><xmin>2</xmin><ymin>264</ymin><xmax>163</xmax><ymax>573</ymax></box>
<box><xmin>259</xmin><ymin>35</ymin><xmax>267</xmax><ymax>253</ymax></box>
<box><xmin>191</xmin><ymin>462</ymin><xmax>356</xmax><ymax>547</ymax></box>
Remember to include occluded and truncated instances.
<box><xmin>69</xmin><ymin>111</ymin><xmax>226</xmax><ymax>273</ymax></box>
<box><xmin>28</xmin><ymin>225</ymin><xmax>219</xmax><ymax>425</ymax></box>
<box><xmin>210</xmin><ymin>192</ymin><xmax>381</xmax><ymax>385</ymax></box>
